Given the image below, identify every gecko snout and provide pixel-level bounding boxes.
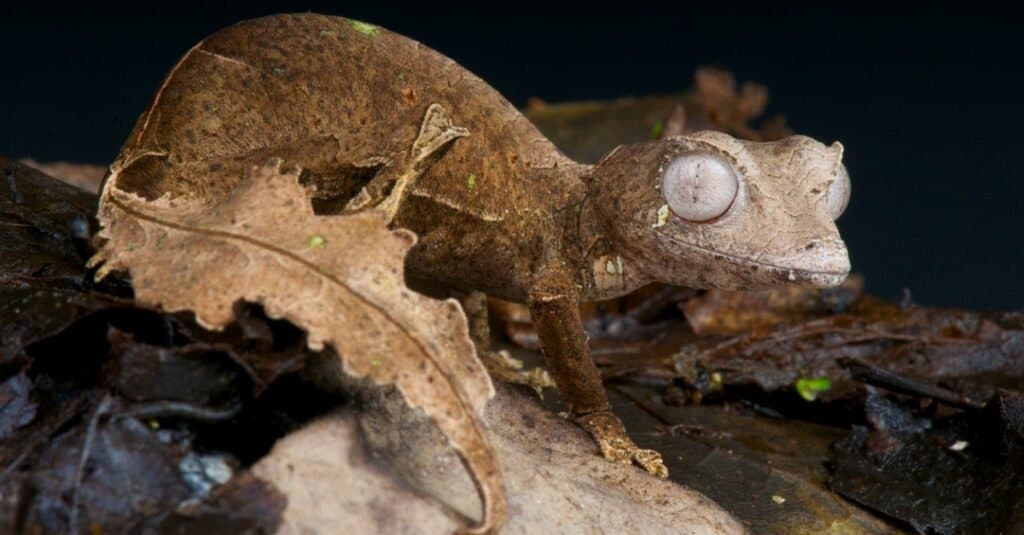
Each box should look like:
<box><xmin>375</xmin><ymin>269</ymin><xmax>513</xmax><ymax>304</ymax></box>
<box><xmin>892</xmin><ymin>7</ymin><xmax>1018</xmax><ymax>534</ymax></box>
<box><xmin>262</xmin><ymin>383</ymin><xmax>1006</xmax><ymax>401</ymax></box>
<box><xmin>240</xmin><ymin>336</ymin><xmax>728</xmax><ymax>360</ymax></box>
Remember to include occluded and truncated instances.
<box><xmin>778</xmin><ymin>238</ymin><xmax>851</xmax><ymax>287</ymax></box>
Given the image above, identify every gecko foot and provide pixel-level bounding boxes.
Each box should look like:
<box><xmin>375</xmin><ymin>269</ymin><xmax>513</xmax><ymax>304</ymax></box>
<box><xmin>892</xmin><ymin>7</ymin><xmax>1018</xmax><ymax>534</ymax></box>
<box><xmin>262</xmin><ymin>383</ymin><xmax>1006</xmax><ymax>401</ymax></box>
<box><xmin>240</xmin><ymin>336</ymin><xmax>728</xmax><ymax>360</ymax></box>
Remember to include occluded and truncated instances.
<box><xmin>479</xmin><ymin>349</ymin><xmax>554</xmax><ymax>396</ymax></box>
<box><xmin>576</xmin><ymin>410</ymin><xmax>669</xmax><ymax>479</ymax></box>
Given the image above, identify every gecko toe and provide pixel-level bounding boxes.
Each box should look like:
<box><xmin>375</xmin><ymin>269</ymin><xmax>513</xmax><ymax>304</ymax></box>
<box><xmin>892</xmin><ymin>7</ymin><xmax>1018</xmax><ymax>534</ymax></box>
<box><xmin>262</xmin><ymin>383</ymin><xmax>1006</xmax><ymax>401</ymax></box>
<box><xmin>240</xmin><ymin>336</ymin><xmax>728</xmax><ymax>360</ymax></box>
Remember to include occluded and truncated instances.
<box><xmin>633</xmin><ymin>448</ymin><xmax>669</xmax><ymax>479</ymax></box>
<box><xmin>578</xmin><ymin>410</ymin><xmax>670</xmax><ymax>478</ymax></box>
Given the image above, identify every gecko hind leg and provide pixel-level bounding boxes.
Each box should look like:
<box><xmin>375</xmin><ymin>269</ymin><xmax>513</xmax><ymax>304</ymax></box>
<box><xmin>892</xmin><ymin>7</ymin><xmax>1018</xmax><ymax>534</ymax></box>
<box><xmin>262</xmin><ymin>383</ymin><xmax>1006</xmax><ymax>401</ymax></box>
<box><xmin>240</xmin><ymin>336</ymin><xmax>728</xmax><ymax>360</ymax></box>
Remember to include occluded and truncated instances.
<box><xmin>457</xmin><ymin>291</ymin><xmax>554</xmax><ymax>396</ymax></box>
<box><xmin>348</xmin><ymin>103</ymin><xmax>469</xmax><ymax>222</ymax></box>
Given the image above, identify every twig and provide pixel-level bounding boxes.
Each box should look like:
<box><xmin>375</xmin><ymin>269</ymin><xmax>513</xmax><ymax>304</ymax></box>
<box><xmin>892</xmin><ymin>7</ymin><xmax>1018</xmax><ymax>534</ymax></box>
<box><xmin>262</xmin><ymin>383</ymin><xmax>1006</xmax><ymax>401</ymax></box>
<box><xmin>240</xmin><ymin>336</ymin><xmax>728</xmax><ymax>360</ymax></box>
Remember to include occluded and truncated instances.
<box><xmin>0</xmin><ymin>449</ymin><xmax>30</xmax><ymax>481</ymax></box>
<box><xmin>119</xmin><ymin>399</ymin><xmax>242</xmax><ymax>422</ymax></box>
<box><xmin>69</xmin><ymin>394</ymin><xmax>114</xmax><ymax>535</ymax></box>
<box><xmin>696</xmin><ymin>320</ymin><xmax>972</xmax><ymax>361</ymax></box>
<box><xmin>5</xmin><ymin>167</ymin><xmax>24</xmax><ymax>204</ymax></box>
<box><xmin>840</xmin><ymin>357</ymin><xmax>986</xmax><ymax>410</ymax></box>
<box><xmin>0</xmin><ymin>391</ymin><xmax>95</xmax><ymax>484</ymax></box>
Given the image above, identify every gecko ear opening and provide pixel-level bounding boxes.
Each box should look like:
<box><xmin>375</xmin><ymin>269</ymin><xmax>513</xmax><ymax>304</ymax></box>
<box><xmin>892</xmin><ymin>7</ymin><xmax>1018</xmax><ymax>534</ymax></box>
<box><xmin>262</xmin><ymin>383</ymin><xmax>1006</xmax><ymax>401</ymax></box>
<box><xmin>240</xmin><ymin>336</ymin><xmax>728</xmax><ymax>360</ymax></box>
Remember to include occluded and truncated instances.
<box><xmin>661</xmin><ymin>152</ymin><xmax>738</xmax><ymax>223</ymax></box>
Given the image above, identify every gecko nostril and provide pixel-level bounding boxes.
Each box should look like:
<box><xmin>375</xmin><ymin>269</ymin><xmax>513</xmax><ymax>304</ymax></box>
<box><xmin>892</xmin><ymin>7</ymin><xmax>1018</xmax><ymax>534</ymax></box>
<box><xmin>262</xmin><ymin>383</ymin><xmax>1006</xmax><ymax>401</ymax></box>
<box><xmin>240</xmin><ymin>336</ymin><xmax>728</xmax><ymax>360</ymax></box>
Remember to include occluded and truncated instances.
<box><xmin>805</xmin><ymin>242</ymin><xmax>817</xmax><ymax>250</ymax></box>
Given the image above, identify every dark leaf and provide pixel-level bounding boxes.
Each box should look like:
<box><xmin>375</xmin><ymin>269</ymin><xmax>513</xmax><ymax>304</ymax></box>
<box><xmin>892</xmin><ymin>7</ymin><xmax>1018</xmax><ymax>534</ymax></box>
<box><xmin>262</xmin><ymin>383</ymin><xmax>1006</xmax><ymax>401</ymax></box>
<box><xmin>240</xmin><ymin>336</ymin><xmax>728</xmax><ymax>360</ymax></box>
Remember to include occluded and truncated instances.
<box><xmin>105</xmin><ymin>328</ymin><xmax>243</xmax><ymax>404</ymax></box>
<box><xmin>0</xmin><ymin>158</ymin><xmax>95</xmax><ymax>290</ymax></box>
<box><xmin>152</xmin><ymin>471</ymin><xmax>285</xmax><ymax>534</ymax></box>
<box><xmin>0</xmin><ymin>372</ymin><xmax>37</xmax><ymax>440</ymax></box>
<box><xmin>24</xmin><ymin>409</ymin><xmax>192</xmax><ymax>533</ymax></box>
<box><xmin>829</xmin><ymin>393</ymin><xmax>1024</xmax><ymax>534</ymax></box>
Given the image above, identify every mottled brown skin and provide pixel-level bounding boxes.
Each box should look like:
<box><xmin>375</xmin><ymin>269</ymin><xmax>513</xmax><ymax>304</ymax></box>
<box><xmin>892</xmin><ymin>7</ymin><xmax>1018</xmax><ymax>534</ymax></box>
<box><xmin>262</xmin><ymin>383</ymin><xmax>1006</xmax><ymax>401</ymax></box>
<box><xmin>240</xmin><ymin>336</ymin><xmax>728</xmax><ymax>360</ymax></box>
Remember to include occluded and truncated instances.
<box><xmin>109</xmin><ymin>13</ymin><xmax>851</xmax><ymax>482</ymax></box>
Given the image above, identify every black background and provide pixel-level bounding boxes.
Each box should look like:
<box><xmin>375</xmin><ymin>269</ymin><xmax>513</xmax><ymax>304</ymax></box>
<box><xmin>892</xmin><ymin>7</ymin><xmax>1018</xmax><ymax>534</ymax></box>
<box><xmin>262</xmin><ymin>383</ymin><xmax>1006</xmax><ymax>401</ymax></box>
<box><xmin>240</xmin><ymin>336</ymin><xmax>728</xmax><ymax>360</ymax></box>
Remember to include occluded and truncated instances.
<box><xmin>2</xmin><ymin>3</ymin><xmax>1022</xmax><ymax>310</ymax></box>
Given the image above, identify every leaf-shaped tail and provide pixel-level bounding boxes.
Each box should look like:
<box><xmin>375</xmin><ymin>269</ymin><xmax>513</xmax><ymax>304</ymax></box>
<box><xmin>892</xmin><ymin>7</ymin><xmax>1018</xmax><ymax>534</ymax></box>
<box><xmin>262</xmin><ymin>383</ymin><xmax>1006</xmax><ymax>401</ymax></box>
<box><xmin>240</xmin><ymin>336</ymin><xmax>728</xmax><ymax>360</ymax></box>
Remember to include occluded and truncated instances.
<box><xmin>91</xmin><ymin>158</ymin><xmax>506</xmax><ymax>533</ymax></box>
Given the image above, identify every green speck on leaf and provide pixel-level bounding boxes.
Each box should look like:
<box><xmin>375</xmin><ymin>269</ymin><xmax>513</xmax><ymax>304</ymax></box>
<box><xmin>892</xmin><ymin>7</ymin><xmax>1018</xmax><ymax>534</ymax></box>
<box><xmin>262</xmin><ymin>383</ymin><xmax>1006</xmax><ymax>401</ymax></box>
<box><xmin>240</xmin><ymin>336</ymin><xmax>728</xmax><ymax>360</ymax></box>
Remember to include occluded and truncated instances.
<box><xmin>650</xmin><ymin>120</ymin><xmax>664</xmax><ymax>139</ymax></box>
<box><xmin>795</xmin><ymin>377</ymin><xmax>832</xmax><ymax>401</ymax></box>
<box><xmin>126</xmin><ymin>241</ymin><xmax>139</xmax><ymax>251</ymax></box>
<box><xmin>574</xmin><ymin>204</ymin><xmax>582</xmax><ymax>214</ymax></box>
<box><xmin>349</xmin><ymin>19</ymin><xmax>379</xmax><ymax>36</ymax></box>
<box><xmin>771</xmin><ymin>495</ymin><xmax>786</xmax><ymax>505</ymax></box>
<box><xmin>308</xmin><ymin>235</ymin><xmax>326</xmax><ymax>249</ymax></box>
<box><xmin>273</xmin><ymin>67</ymin><xmax>285</xmax><ymax>77</ymax></box>
<box><xmin>371</xmin><ymin>359</ymin><xmax>382</xmax><ymax>367</ymax></box>
<box><xmin>467</xmin><ymin>174</ymin><xmax>477</xmax><ymax>190</ymax></box>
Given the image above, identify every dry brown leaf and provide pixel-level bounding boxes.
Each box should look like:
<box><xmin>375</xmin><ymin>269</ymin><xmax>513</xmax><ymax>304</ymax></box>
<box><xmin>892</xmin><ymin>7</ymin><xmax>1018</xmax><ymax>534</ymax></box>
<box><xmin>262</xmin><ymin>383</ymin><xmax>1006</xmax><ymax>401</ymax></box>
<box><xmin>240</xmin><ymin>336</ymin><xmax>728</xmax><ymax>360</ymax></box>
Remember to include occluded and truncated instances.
<box><xmin>683</xmin><ymin>275</ymin><xmax>864</xmax><ymax>336</ymax></box>
<box><xmin>694</xmin><ymin>67</ymin><xmax>789</xmax><ymax>141</ymax></box>
<box><xmin>253</xmin><ymin>384</ymin><xmax>744</xmax><ymax>534</ymax></box>
<box><xmin>90</xmin><ymin>158</ymin><xmax>505</xmax><ymax>534</ymax></box>
<box><xmin>19</xmin><ymin>159</ymin><xmax>107</xmax><ymax>193</ymax></box>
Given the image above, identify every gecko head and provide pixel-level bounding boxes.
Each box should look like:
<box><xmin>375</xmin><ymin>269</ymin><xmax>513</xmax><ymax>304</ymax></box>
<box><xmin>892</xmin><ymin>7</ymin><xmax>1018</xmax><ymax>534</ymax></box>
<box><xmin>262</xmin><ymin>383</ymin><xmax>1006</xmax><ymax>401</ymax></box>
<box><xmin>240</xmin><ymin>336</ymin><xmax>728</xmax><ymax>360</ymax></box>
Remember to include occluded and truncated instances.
<box><xmin>588</xmin><ymin>131</ymin><xmax>851</xmax><ymax>290</ymax></box>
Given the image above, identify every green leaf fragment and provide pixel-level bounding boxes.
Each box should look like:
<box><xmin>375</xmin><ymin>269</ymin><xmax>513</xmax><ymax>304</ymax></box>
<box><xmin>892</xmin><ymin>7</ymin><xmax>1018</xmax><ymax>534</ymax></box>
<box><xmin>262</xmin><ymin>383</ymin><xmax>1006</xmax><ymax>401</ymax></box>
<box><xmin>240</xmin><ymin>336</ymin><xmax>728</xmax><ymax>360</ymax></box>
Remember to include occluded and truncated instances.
<box><xmin>308</xmin><ymin>235</ymin><xmax>326</xmax><ymax>249</ymax></box>
<box><xmin>467</xmin><ymin>173</ymin><xmax>477</xmax><ymax>190</ymax></box>
<box><xmin>795</xmin><ymin>377</ymin><xmax>832</xmax><ymax>401</ymax></box>
<box><xmin>349</xmin><ymin>19</ymin><xmax>379</xmax><ymax>36</ymax></box>
<box><xmin>650</xmin><ymin>120</ymin><xmax>664</xmax><ymax>139</ymax></box>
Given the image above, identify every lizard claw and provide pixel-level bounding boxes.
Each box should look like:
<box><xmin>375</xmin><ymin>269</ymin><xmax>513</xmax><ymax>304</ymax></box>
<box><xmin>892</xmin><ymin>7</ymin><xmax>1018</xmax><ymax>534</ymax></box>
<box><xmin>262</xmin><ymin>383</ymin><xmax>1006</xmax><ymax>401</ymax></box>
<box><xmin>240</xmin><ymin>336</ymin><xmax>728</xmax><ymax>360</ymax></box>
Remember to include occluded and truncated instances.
<box><xmin>577</xmin><ymin>410</ymin><xmax>669</xmax><ymax>479</ymax></box>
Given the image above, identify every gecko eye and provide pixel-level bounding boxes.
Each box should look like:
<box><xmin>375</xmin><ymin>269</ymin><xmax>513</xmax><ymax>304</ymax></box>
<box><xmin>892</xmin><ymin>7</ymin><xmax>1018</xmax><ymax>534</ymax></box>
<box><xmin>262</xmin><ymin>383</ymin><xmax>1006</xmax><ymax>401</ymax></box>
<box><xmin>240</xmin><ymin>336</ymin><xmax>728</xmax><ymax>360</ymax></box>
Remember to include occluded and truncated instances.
<box><xmin>661</xmin><ymin>152</ymin><xmax>738</xmax><ymax>222</ymax></box>
<box><xmin>826</xmin><ymin>164</ymin><xmax>851</xmax><ymax>220</ymax></box>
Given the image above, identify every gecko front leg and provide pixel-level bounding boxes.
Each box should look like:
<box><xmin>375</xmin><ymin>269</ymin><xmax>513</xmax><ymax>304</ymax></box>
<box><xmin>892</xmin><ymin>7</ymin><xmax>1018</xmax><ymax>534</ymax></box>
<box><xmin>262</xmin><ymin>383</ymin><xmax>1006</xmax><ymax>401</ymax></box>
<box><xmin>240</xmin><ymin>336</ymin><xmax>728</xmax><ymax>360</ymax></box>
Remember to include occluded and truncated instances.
<box><xmin>528</xmin><ymin>262</ymin><xmax>668</xmax><ymax>478</ymax></box>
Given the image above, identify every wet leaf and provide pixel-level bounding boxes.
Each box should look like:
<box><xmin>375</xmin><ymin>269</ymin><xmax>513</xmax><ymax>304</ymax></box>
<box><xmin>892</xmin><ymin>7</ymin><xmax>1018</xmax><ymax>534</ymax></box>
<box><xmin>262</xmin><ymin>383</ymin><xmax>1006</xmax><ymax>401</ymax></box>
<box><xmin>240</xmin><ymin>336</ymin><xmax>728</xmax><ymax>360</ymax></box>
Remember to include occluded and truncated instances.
<box><xmin>0</xmin><ymin>158</ymin><xmax>121</xmax><ymax>368</ymax></box>
<box><xmin>152</xmin><ymin>471</ymin><xmax>286</xmax><ymax>533</ymax></box>
<box><xmin>607</xmin><ymin>385</ymin><xmax>893</xmax><ymax>534</ymax></box>
<box><xmin>0</xmin><ymin>389</ymin><xmax>95</xmax><ymax>476</ymax></box>
<box><xmin>0</xmin><ymin>158</ymin><xmax>96</xmax><ymax>282</ymax></box>
<box><xmin>25</xmin><ymin>408</ymin><xmax>192</xmax><ymax>533</ymax></box>
<box><xmin>829</xmin><ymin>391</ymin><xmax>1024</xmax><ymax>534</ymax></box>
<box><xmin>0</xmin><ymin>373</ymin><xmax>37</xmax><ymax>440</ymax></box>
<box><xmin>104</xmin><ymin>328</ymin><xmax>243</xmax><ymax>404</ymax></box>
<box><xmin>91</xmin><ymin>159</ymin><xmax>505</xmax><ymax>533</ymax></box>
<box><xmin>672</xmin><ymin>296</ymin><xmax>1024</xmax><ymax>400</ymax></box>
<box><xmin>171</xmin><ymin>304</ymin><xmax>311</xmax><ymax>395</ymax></box>
<box><xmin>682</xmin><ymin>277</ymin><xmax>863</xmax><ymax>336</ymax></box>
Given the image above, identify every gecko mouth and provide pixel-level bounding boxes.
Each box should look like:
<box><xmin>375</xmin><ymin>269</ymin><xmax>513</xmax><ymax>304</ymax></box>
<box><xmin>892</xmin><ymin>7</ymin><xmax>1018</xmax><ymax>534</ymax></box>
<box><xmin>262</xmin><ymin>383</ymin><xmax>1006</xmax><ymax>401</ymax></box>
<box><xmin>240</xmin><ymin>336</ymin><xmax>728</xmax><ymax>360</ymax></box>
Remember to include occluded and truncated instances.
<box><xmin>654</xmin><ymin>231</ymin><xmax>850</xmax><ymax>287</ymax></box>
